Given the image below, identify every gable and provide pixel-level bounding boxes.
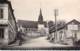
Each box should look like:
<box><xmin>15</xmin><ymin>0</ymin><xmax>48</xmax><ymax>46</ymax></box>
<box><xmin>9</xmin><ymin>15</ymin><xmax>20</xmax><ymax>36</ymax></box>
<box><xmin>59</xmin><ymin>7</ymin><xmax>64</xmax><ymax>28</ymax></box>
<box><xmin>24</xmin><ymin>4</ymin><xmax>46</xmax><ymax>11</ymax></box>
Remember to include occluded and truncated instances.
<box><xmin>50</xmin><ymin>19</ymin><xmax>80</xmax><ymax>34</ymax></box>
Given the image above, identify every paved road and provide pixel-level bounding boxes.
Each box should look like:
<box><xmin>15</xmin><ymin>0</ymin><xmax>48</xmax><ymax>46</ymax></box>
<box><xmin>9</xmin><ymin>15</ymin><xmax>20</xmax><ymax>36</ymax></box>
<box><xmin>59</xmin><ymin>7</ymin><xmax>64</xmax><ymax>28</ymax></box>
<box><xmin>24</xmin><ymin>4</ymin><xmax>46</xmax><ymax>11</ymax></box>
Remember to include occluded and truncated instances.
<box><xmin>14</xmin><ymin>36</ymin><xmax>71</xmax><ymax>48</ymax></box>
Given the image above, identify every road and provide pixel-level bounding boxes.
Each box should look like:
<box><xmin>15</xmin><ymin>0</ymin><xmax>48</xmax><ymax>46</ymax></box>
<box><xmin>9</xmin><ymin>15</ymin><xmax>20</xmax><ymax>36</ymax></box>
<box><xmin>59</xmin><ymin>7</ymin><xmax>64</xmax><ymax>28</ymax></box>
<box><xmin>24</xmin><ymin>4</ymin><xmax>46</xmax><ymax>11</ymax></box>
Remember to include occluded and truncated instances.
<box><xmin>14</xmin><ymin>36</ymin><xmax>71</xmax><ymax>48</ymax></box>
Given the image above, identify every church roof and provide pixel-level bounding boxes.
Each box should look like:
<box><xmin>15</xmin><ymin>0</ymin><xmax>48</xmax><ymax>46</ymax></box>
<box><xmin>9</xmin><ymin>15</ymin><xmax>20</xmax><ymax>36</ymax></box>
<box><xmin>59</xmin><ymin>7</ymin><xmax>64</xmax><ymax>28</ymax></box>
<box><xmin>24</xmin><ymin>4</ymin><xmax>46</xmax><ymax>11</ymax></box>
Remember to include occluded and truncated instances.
<box><xmin>17</xmin><ymin>20</ymin><xmax>47</xmax><ymax>28</ymax></box>
<box><xmin>17</xmin><ymin>20</ymin><xmax>38</xmax><ymax>28</ymax></box>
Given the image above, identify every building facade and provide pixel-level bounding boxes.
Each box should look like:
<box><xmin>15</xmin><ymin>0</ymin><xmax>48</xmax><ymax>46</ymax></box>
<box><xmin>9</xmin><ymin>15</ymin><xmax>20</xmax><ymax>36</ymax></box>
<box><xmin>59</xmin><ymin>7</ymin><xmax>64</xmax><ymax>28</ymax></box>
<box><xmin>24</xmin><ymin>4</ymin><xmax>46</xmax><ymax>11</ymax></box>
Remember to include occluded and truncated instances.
<box><xmin>0</xmin><ymin>0</ymin><xmax>17</xmax><ymax>45</ymax></box>
<box><xmin>50</xmin><ymin>19</ymin><xmax>80</xmax><ymax>45</ymax></box>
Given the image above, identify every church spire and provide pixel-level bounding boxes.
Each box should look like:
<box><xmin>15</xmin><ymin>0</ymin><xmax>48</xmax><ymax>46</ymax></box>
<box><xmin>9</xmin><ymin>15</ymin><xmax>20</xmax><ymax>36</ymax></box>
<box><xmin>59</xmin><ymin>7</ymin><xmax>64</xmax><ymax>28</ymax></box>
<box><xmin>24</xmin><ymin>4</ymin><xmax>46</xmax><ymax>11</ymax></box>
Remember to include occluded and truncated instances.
<box><xmin>38</xmin><ymin>8</ymin><xmax>43</xmax><ymax>24</ymax></box>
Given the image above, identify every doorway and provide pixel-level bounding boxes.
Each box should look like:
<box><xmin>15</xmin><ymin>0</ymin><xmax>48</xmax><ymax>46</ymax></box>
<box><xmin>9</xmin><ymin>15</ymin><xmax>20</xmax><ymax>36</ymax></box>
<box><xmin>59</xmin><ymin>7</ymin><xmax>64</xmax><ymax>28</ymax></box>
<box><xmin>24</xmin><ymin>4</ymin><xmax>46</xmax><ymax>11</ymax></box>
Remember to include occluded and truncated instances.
<box><xmin>0</xmin><ymin>28</ymin><xmax>4</xmax><ymax>39</ymax></box>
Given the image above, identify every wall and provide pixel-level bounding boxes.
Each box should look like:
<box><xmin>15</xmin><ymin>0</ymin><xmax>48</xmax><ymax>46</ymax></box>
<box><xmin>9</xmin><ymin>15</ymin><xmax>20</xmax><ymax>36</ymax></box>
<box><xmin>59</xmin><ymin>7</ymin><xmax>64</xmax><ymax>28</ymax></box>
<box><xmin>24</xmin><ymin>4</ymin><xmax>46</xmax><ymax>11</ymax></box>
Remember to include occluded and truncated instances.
<box><xmin>3</xmin><ymin>27</ymin><xmax>8</xmax><ymax>45</ymax></box>
<box><xmin>8</xmin><ymin>4</ymin><xmax>17</xmax><ymax>43</ymax></box>
<box><xmin>0</xmin><ymin>3</ymin><xmax>17</xmax><ymax>44</ymax></box>
<box><xmin>0</xmin><ymin>4</ymin><xmax>8</xmax><ymax>24</ymax></box>
<box><xmin>27</xmin><ymin>31</ymin><xmax>44</xmax><ymax>38</ymax></box>
<box><xmin>0</xmin><ymin>4</ymin><xmax>9</xmax><ymax>45</ymax></box>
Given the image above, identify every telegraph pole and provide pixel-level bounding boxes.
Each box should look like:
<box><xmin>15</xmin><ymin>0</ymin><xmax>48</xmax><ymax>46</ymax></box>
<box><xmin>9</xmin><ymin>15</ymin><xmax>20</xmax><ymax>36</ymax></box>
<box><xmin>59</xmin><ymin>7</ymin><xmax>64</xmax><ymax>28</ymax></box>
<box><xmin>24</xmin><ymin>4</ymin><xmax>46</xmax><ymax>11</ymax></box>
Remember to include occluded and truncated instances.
<box><xmin>54</xmin><ymin>9</ymin><xmax>58</xmax><ymax>43</ymax></box>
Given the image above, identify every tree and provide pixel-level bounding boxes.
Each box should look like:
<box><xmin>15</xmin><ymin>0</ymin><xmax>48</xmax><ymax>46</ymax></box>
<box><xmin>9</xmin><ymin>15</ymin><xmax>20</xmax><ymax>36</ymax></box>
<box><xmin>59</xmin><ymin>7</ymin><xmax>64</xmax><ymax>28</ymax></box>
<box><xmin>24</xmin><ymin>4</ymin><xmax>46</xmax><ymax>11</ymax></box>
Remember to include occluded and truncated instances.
<box><xmin>47</xmin><ymin>21</ymin><xmax>55</xmax><ymax>34</ymax></box>
<box><xmin>48</xmin><ymin>21</ymin><xmax>55</xmax><ymax>28</ymax></box>
<box><xmin>48</xmin><ymin>20</ymin><xmax>66</xmax><ymax>34</ymax></box>
<box><xmin>57</xmin><ymin>20</ymin><xmax>66</xmax><ymax>28</ymax></box>
<box><xmin>48</xmin><ymin>20</ymin><xmax>66</xmax><ymax>29</ymax></box>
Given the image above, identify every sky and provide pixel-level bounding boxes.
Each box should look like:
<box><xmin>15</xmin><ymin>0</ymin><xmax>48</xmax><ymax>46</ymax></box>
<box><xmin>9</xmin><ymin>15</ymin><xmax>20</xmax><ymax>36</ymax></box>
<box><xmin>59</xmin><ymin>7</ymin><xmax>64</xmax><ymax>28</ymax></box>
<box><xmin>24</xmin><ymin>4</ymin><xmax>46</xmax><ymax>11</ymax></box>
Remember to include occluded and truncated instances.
<box><xmin>10</xmin><ymin>0</ymin><xmax>80</xmax><ymax>22</ymax></box>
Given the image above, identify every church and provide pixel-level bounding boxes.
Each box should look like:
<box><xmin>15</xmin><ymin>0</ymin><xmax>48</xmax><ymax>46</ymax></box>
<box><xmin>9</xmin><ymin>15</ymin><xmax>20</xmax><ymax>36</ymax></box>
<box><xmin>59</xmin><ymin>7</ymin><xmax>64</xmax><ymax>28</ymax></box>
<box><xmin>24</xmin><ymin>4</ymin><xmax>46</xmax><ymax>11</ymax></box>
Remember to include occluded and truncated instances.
<box><xmin>17</xmin><ymin>9</ymin><xmax>48</xmax><ymax>37</ymax></box>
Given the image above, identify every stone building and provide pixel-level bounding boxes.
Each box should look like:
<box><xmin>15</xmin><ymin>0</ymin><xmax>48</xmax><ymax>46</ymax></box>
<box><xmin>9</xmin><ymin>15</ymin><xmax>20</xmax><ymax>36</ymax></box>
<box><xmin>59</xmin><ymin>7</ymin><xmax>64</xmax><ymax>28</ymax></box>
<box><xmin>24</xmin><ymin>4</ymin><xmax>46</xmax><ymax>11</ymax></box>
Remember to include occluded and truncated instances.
<box><xmin>50</xmin><ymin>19</ymin><xmax>80</xmax><ymax>45</ymax></box>
<box><xmin>0</xmin><ymin>0</ymin><xmax>17</xmax><ymax>45</ymax></box>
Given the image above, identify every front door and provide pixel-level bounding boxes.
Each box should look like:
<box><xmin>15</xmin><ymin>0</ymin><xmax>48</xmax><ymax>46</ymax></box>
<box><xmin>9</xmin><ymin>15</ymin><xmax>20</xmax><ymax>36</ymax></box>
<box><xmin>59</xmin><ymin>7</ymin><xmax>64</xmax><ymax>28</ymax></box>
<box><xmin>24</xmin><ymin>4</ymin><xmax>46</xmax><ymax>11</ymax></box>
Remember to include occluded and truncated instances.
<box><xmin>0</xmin><ymin>28</ymin><xmax>4</xmax><ymax>39</ymax></box>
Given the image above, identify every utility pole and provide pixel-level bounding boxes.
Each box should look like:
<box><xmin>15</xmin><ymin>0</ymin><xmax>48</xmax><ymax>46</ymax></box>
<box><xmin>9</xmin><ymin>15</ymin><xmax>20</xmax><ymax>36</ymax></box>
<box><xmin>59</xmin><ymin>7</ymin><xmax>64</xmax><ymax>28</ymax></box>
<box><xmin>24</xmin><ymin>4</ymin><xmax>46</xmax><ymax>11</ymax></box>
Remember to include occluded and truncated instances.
<box><xmin>46</xmin><ymin>20</ymin><xmax>50</xmax><ymax>40</ymax></box>
<box><xmin>54</xmin><ymin>9</ymin><xmax>58</xmax><ymax>43</ymax></box>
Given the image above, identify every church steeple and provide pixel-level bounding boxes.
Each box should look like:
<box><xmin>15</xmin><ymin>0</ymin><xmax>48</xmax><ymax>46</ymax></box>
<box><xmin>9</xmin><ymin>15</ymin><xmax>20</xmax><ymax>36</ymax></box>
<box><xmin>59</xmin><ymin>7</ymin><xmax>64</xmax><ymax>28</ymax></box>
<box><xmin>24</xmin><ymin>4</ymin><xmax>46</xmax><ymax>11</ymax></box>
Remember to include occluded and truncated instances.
<box><xmin>38</xmin><ymin>8</ymin><xmax>43</xmax><ymax>24</ymax></box>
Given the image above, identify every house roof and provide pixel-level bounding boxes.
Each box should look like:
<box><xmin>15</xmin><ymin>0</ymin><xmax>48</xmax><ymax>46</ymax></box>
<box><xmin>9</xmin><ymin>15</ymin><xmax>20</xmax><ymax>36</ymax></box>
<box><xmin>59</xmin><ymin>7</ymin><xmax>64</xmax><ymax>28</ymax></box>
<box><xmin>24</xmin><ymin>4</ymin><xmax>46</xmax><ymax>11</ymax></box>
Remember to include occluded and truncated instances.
<box><xmin>50</xmin><ymin>19</ymin><xmax>80</xmax><ymax>34</ymax></box>
<box><xmin>66</xmin><ymin>19</ymin><xmax>80</xmax><ymax>25</ymax></box>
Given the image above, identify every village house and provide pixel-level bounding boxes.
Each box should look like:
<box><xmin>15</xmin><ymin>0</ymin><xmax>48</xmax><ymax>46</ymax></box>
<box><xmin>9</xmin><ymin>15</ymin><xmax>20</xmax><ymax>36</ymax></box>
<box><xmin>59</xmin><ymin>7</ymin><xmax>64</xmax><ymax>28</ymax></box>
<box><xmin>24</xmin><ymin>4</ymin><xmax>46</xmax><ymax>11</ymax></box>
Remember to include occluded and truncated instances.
<box><xmin>17</xmin><ymin>9</ymin><xmax>48</xmax><ymax>37</ymax></box>
<box><xmin>50</xmin><ymin>19</ymin><xmax>80</xmax><ymax>45</ymax></box>
<box><xmin>0</xmin><ymin>0</ymin><xmax>17</xmax><ymax>45</ymax></box>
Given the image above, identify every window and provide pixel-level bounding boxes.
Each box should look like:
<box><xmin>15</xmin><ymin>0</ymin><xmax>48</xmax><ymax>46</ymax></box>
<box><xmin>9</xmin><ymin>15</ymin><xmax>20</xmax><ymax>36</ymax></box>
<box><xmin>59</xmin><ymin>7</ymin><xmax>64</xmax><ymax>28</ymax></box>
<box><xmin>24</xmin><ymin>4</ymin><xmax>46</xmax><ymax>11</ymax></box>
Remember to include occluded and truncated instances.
<box><xmin>0</xmin><ymin>9</ymin><xmax>3</xmax><ymax>18</ymax></box>
<box><xmin>59</xmin><ymin>31</ymin><xmax>63</xmax><ymax>41</ymax></box>
<box><xmin>0</xmin><ymin>28</ymin><xmax>4</xmax><ymax>38</ymax></box>
<box><xmin>60</xmin><ymin>31</ymin><xmax>63</xmax><ymax>34</ymax></box>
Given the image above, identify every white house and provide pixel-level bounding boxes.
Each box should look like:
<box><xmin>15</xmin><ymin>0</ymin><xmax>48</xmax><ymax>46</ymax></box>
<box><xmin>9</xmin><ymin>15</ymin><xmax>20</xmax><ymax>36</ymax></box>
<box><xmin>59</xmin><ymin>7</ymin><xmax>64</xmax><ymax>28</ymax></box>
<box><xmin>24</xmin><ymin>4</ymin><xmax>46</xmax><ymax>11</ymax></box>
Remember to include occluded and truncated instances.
<box><xmin>50</xmin><ymin>19</ymin><xmax>80</xmax><ymax>45</ymax></box>
<box><xmin>0</xmin><ymin>0</ymin><xmax>17</xmax><ymax>45</ymax></box>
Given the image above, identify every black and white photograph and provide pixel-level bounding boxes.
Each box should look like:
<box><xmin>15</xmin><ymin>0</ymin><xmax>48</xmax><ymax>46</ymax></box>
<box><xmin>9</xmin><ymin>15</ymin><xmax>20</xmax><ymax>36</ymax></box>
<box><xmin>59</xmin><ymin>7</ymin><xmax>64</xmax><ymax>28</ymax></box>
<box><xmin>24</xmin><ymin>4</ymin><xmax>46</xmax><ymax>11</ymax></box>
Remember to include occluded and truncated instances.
<box><xmin>0</xmin><ymin>0</ymin><xmax>80</xmax><ymax>50</ymax></box>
